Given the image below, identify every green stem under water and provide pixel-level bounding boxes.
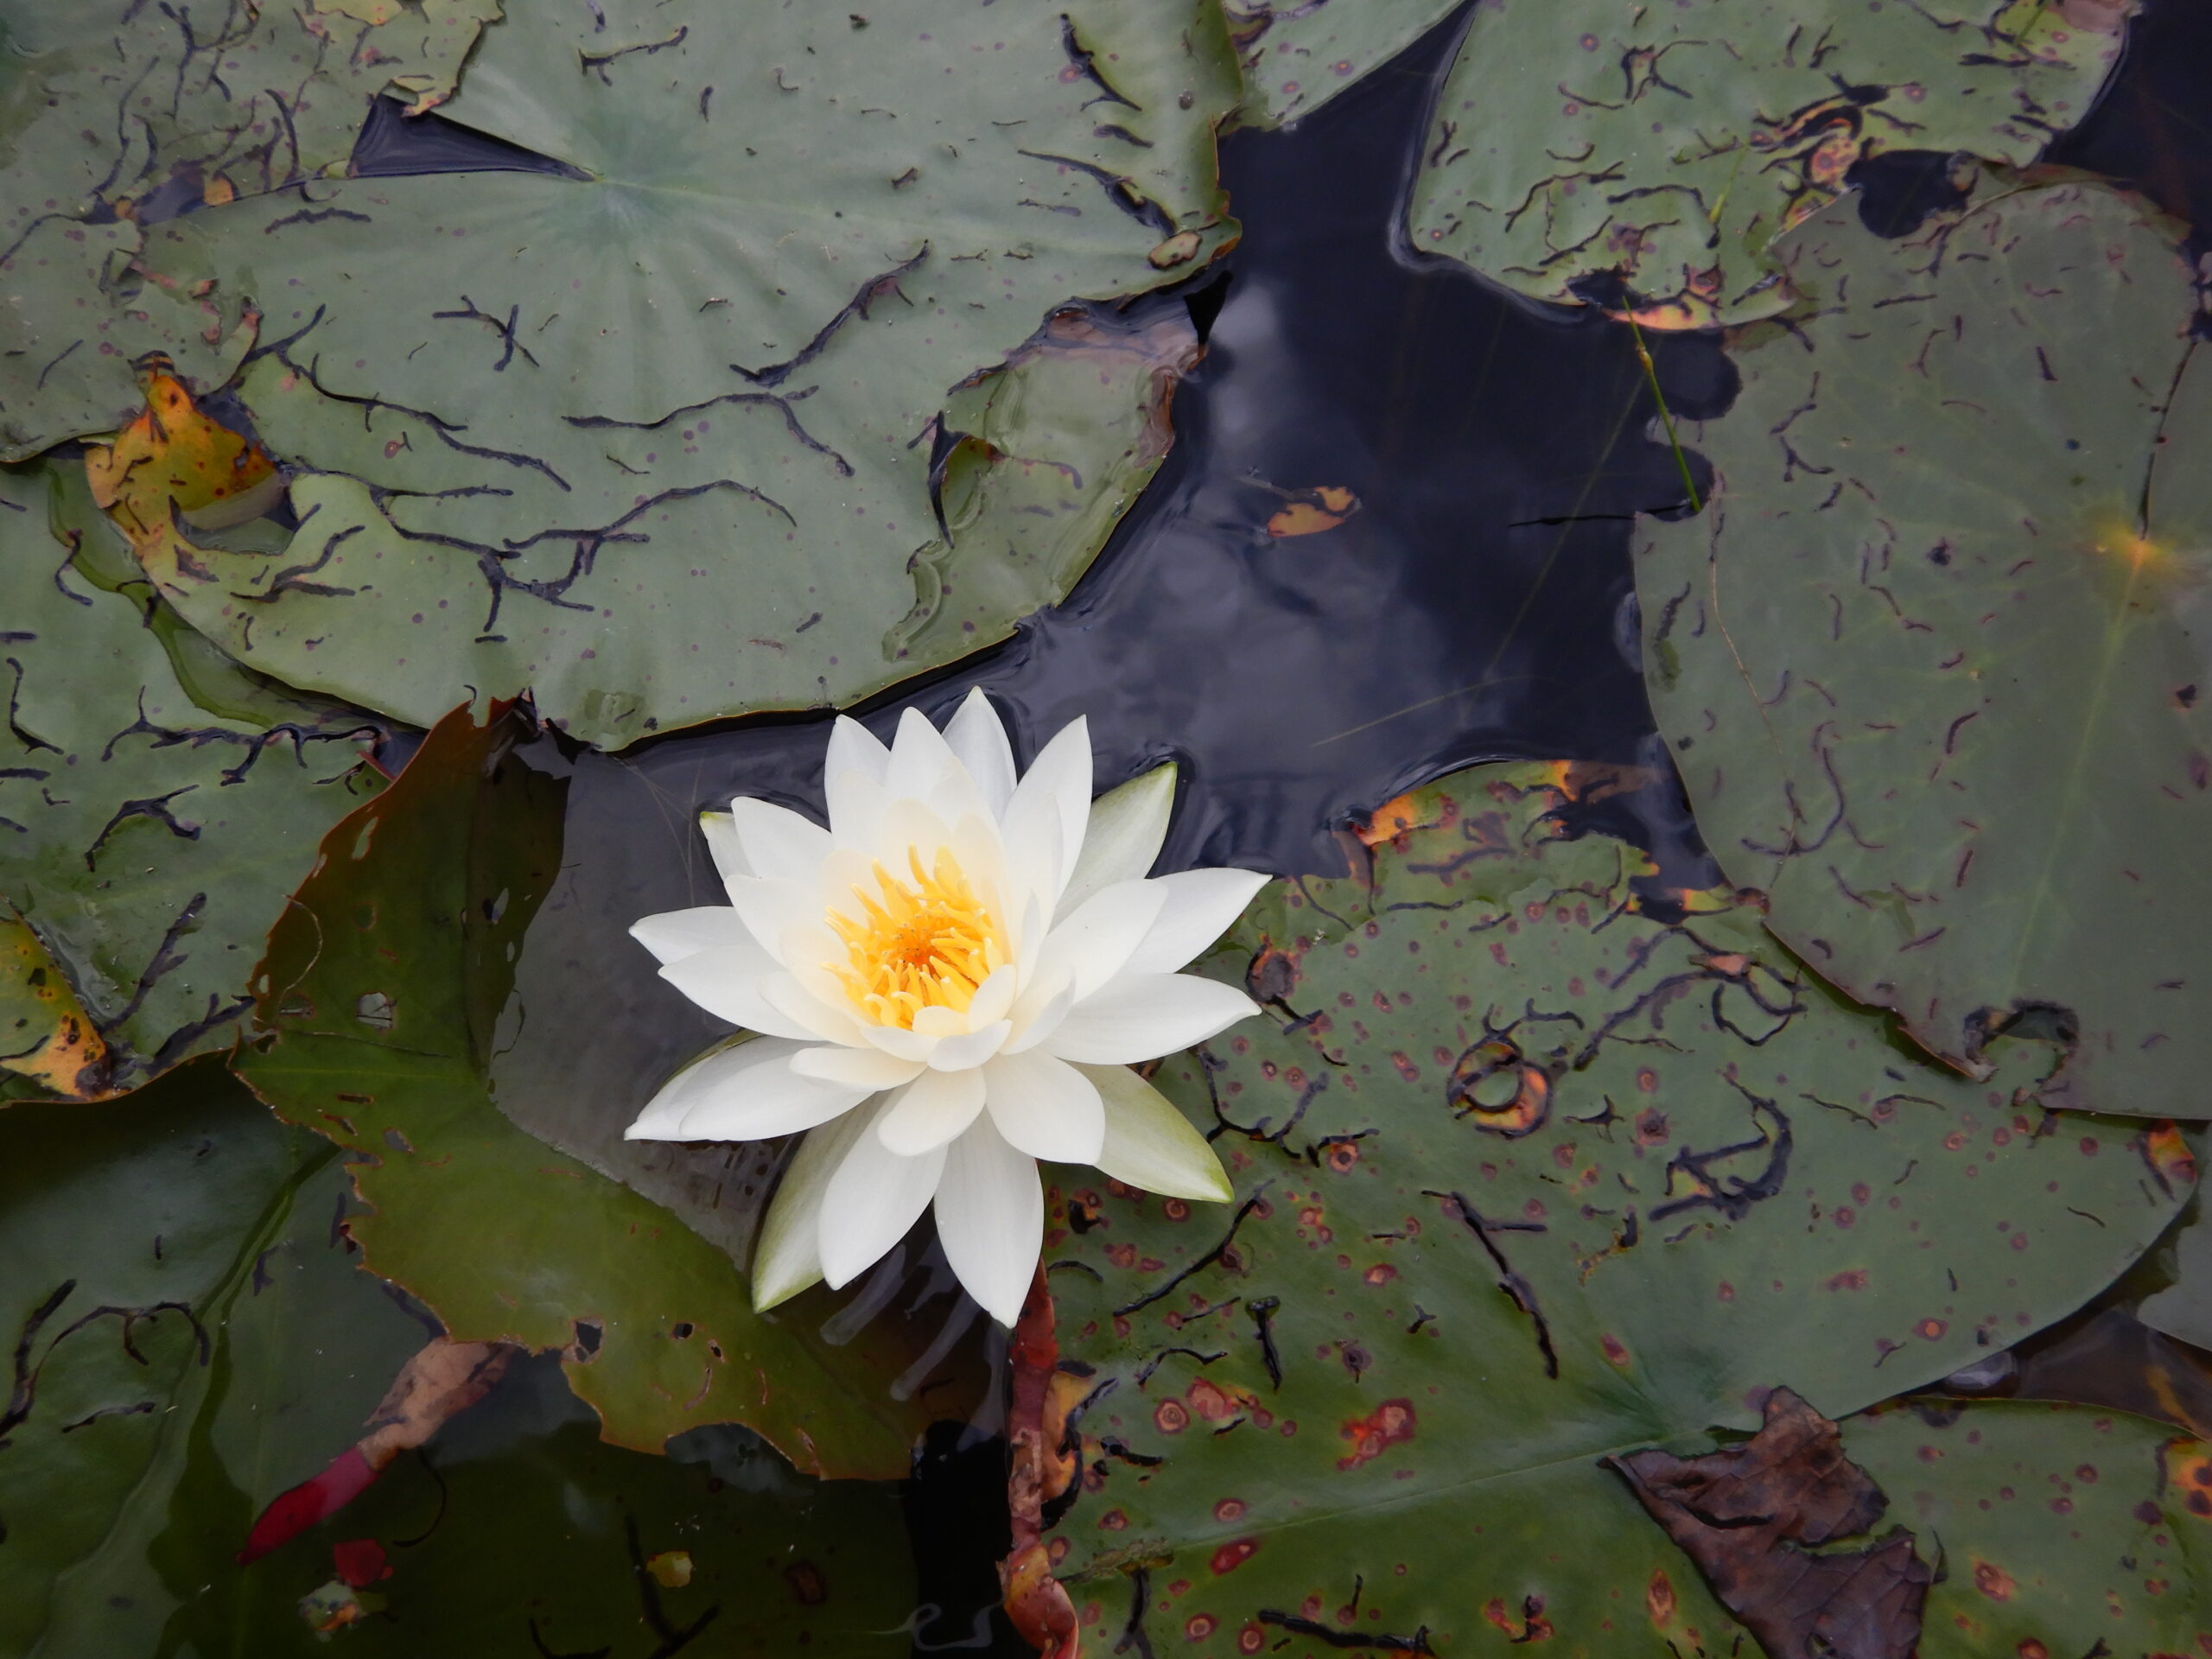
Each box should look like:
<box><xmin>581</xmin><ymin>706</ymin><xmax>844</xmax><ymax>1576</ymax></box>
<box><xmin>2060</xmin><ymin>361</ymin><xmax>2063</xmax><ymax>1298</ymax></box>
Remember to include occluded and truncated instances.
<box><xmin>1626</xmin><ymin>313</ymin><xmax>1703</xmax><ymax>515</ymax></box>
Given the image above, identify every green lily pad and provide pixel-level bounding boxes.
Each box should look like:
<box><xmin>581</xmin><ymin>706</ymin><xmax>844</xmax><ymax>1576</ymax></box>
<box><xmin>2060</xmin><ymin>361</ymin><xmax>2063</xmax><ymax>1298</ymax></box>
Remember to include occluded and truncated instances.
<box><xmin>0</xmin><ymin>461</ymin><xmax>383</xmax><ymax>1089</ymax></box>
<box><xmin>1409</xmin><ymin>1</ymin><xmax>2130</xmax><ymax>327</ymax></box>
<box><xmin>1034</xmin><ymin>760</ymin><xmax>2185</xmax><ymax>1651</ymax></box>
<box><xmin>130</xmin><ymin>0</ymin><xmax>1237</xmax><ymax>746</ymax></box>
<box><xmin>1847</xmin><ymin>1400</ymin><xmax>2212</xmax><ymax>1657</ymax></box>
<box><xmin>234</xmin><ymin>703</ymin><xmax>979</xmax><ymax>1476</ymax></box>
<box><xmin>1636</xmin><ymin>174</ymin><xmax>2212</xmax><ymax>1116</ymax></box>
<box><xmin>1221</xmin><ymin>0</ymin><xmax>1459</xmax><ymax>128</ymax></box>
<box><xmin>0</xmin><ymin>0</ymin><xmax>498</xmax><ymax>457</ymax></box>
<box><xmin>0</xmin><ymin>1058</ymin><xmax>426</xmax><ymax>1656</ymax></box>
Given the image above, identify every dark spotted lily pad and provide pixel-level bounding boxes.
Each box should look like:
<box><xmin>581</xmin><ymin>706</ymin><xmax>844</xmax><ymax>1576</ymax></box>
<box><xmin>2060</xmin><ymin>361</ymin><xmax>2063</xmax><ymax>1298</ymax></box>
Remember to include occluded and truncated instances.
<box><xmin>130</xmin><ymin>0</ymin><xmax>1237</xmax><ymax>746</ymax></box>
<box><xmin>0</xmin><ymin>461</ymin><xmax>382</xmax><ymax>1090</ymax></box>
<box><xmin>1033</xmin><ymin>761</ymin><xmax>2185</xmax><ymax>1652</ymax></box>
<box><xmin>1409</xmin><ymin>1</ymin><xmax>2130</xmax><ymax>326</ymax></box>
<box><xmin>0</xmin><ymin>0</ymin><xmax>499</xmax><ymax>457</ymax></box>
<box><xmin>1636</xmin><ymin>175</ymin><xmax>2212</xmax><ymax>1117</ymax></box>
<box><xmin>1846</xmin><ymin>1400</ymin><xmax>2212</xmax><ymax>1658</ymax></box>
<box><xmin>233</xmin><ymin>704</ymin><xmax>982</xmax><ymax>1475</ymax></box>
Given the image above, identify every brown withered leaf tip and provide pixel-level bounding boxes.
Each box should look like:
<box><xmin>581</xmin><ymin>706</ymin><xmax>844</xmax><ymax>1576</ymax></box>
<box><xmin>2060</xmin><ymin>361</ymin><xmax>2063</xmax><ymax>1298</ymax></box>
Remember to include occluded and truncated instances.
<box><xmin>1604</xmin><ymin>1388</ymin><xmax>1929</xmax><ymax>1659</ymax></box>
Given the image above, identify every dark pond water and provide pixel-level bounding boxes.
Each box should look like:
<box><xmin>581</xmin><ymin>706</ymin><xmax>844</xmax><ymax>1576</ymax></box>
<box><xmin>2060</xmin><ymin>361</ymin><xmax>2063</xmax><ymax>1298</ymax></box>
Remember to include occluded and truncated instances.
<box><xmin>346</xmin><ymin>3</ymin><xmax>2212</xmax><ymax>1652</ymax></box>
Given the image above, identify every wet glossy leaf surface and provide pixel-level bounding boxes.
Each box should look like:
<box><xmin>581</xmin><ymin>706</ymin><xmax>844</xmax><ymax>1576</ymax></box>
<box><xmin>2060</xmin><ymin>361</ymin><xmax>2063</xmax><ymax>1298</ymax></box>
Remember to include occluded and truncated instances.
<box><xmin>1034</xmin><ymin>760</ymin><xmax>2186</xmax><ymax>1652</ymax></box>
<box><xmin>0</xmin><ymin>461</ymin><xmax>383</xmax><ymax>1086</ymax></box>
<box><xmin>1412</xmin><ymin>0</ymin><xmax>2129</xmax><ymax>326</ymax></box>
<box><xmin>1636</xmin><ymin>174</ymin><xmax>2212</xmax><ymax>1117</ymax></box>
<box><xmin>236</xmin><ymin>704</ymin><xmax>981</xmax><ymax>1476</ymax></box>
<box><xmin>120</xmin><ymin>0</ymin><xmax>1241</xmax><ymax>745</ymax></box>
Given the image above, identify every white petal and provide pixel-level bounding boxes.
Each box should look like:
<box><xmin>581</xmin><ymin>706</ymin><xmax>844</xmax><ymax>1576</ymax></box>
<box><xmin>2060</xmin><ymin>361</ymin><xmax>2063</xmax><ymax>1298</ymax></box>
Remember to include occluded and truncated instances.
<box><xmin>933</xmin><ymin>1119</ymin><xmax>1042</xmax><ymax>1326</ymax></box>
<box><xmin>699</xmin><ymin>810</ymin><xmax>750</xmax><ymax>892</ymax></box>
<box><xmin>926</xmin><ymin>1019</ymin><xmax>1011</xmax><ymax>1072</ymax></box>
<box><xmin>982</xmin><ymin>1048</ymin><xmax>1104</xmax><ymax>1164</ymax></box>
<box><xmin>967</xmin><ymin>963</ymin><xmax>1019</xmax><ymax>1027</ymax></box>
<box><xmin>868</xmin><ymin>795</ymin><xmax>957</xmax><ymax>880</ymax></box>
<box><xmin>630</xmin><ymin>906</ymin><xmax>755</xmax><ymax>967</ymax></box>
<box><xmin>660</xmin><ymin>949</ymin><xmax>817</xmax><ymax>1039</ymax></box>
<box><xmin>943</xmin><ymin>688</ymin><xmax>1017</xmax><ymax>817</ymax></box>
<box><xmin>819</xmin><ymin>1119</ymin><xmax>948</xmax><ymax>1288</ymax></box>
<box><xmin>723</xmin><ymin>872</ymin><xmax>828</xmax><ymax>961</ymax></box>
<box><xmin>862</xmin><ymin>1023</ymin><xmax>938</xmax><ymax>1063</ymax></box>
<box><xmin>1045</xmin><ymin>974</ymin><xmax>1262</xmax><ymax>1065</ymax></box>
<box><xmin>728</xmin><ymin>797</ymin><xmax>832</xmax><ymax>886</ymax></box>
<box><xmin>623</xmin><ymin>1036</ymin><xmax>862</xmax><ymax>1141</ymax></box>
<box><xmin>753</xmin><ymin>1103</ymin><xmax>878</xmax><ymax>1311</ymax></box>
<box><xmin>1056</xmin><ymin>761</ymin><xmax>1175</xmax><ymax>922</ymax></box>
<box><xmin>1030</xmin><ymin>879</ymin><xmax>1168</xmax><ymax>1004</ymax></box>
<box><xmin>912</xmin><ymin>1004</ymin><xmax>964</xmax><ymax>1038</ymax></box>
<box><xmin>1120</xmin><ymin>868</ymin><xmax>1270</xmax><ymax>976</ymax></box>
<box><xmin>624</xmin><ymin>1034</ymin><xmax>763</xmax><ymax>1139</ymax></box>
<box><xmin>791</xmin><ymin>1046</ymin><xmax>925</xmax><ymax>1090</ymax></box>
<box><xmin>1081</xmin><ymin>1063</ymin><xmax>1233</xmax><ymax>1201</ymax></box>
<box><xmin>877</xmin><ymin>1067</ymin><xmax>988</xmax><ymax>1155</ymax></box>
<box><xmin>1003</xmin><ymin>981</ymin><xmax>1075</xmax><ymax>1055</ymax></box>
<box><xmin>825</xmin><ymin>765</ymin><xmax>892</xmax><ymax>850</ymax></box>
<box><xmin>1001</xmin><ymin>717</ymin><xmax>1090</xmax><ymax>910</ymax></box>
<box><xmin>760</xmin><ymin>972</ymin><xmax>874</xmax><ymax>1046</ymax></box>
<box><xmin>887</xmin><ymin>705</ymin><xmax>966</xmax><ymax>803</ymax></box>
<box><xmin>826</xmin><ymin>715</ymin><xmax>892</xmax><ymax>786</ymax></box>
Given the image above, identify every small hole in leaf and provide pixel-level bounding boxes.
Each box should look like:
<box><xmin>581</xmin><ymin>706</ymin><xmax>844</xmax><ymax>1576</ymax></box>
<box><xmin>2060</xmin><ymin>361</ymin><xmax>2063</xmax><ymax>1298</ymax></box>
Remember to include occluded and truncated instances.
<box><xmin>671</xmin><ymin>1321</ymin><xmax>695</xmax><ymax>1339</ymax></box>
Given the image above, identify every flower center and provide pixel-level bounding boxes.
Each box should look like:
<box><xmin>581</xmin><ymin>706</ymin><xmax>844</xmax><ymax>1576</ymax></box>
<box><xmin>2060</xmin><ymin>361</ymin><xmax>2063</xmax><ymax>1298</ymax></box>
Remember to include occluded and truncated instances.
<box><xmin>827</xmin><ymin>846</ymin><xmax>1005</xmax><ymax>1029</ymax></box>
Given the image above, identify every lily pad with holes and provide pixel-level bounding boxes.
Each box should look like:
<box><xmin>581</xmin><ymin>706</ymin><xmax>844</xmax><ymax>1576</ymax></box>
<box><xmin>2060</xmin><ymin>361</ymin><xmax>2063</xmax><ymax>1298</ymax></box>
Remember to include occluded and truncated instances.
<box><xmin>0</xmin><ymin>1058</ymin><xmax>426</xmax><ymax>1656</ymax></box>
<box><xmin>0</xmin><ymin>461</ymin><xmax>383</xmax><ymax>1091</ymax></box>
<box><xmin>233</xmin><ymin>704</ymin><xmax>985</xmax><ymax>1475</ymax></box>
<box><xmin>1636</xmin><ymin>174</ymin><xmax>2212</xmax><ymax>1117</ymax></box>
<box><xmin>1032</xmin><ymin>760</ymin><xmax>2185</xmax><ymax>1653</ymax></box>
<box><xmin>0</xmin><ymin>0</ymin><xmax>499</xmax><ymax>457</ymax></box>
<box><xmin>126</xmin><ymin>0</ymin><xmax>1237</xmax><ymax>746</ymax></box>
<box><xmin>1408</xmin><ymin>0</ymin><xmax>2131</xmax><ymax>327</ymax></box>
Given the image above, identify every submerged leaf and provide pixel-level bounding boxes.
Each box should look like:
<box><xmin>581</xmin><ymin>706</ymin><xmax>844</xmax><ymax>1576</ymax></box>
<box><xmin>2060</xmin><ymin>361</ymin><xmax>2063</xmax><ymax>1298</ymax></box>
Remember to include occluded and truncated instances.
<box><xmin>1636</xmin><ymin>175</ymin><xmax>2212</xmax><ymax>1116</ymax></box>
<box><xmin>1412</xmin><ymin>1</ymin><xmax>2131</xmax><ymax>326</ymax></box>
<box><xmin>0</xmin><ymin>1062</ymin><xmax>427</xmax><ymax>1654</ymax></box>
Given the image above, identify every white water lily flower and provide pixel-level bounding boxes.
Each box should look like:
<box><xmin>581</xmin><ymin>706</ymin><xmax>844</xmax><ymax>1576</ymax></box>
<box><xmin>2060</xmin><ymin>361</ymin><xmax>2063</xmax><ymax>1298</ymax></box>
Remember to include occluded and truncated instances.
<box><xmin>626</xmin><ymin>690</ymin><xmax>1268</xmax><ymax>1325</ymax></box>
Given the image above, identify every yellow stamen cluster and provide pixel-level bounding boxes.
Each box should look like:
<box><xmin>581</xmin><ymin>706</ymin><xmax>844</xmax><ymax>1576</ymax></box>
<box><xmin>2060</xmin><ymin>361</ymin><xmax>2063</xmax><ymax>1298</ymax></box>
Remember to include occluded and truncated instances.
<box><xmin>827</xmin><ymin>847</ymin><xmax>1005</xmax><ymax>1029</ymax></box>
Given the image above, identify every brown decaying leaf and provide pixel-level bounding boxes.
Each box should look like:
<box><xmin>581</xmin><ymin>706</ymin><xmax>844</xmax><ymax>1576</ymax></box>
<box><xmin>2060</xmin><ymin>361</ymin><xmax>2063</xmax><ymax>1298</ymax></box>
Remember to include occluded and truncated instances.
<box><xmin>357</xmin><ymin>1337</ymin><xmax>517</xmax><ymax>1468</ymax></box>
<box><xmin>1001</xmin><ymin>1273</ymin><xmax>1079</xmax><ymax>1659</ymax></box>
<box><xmin>238</xmin><ymin>1338</ymin><xmax>518</xmax><ymax>1563</ymax></box>
<box><xmin>1264</xmin><ymin>484</ymin><xmax>1360</xmax><ymax>537</ymax></box>
<box><xmin>1605</xmin><ymin>1388</ymin><xmax>1931</xmax><ymax>1659</ymax></box>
